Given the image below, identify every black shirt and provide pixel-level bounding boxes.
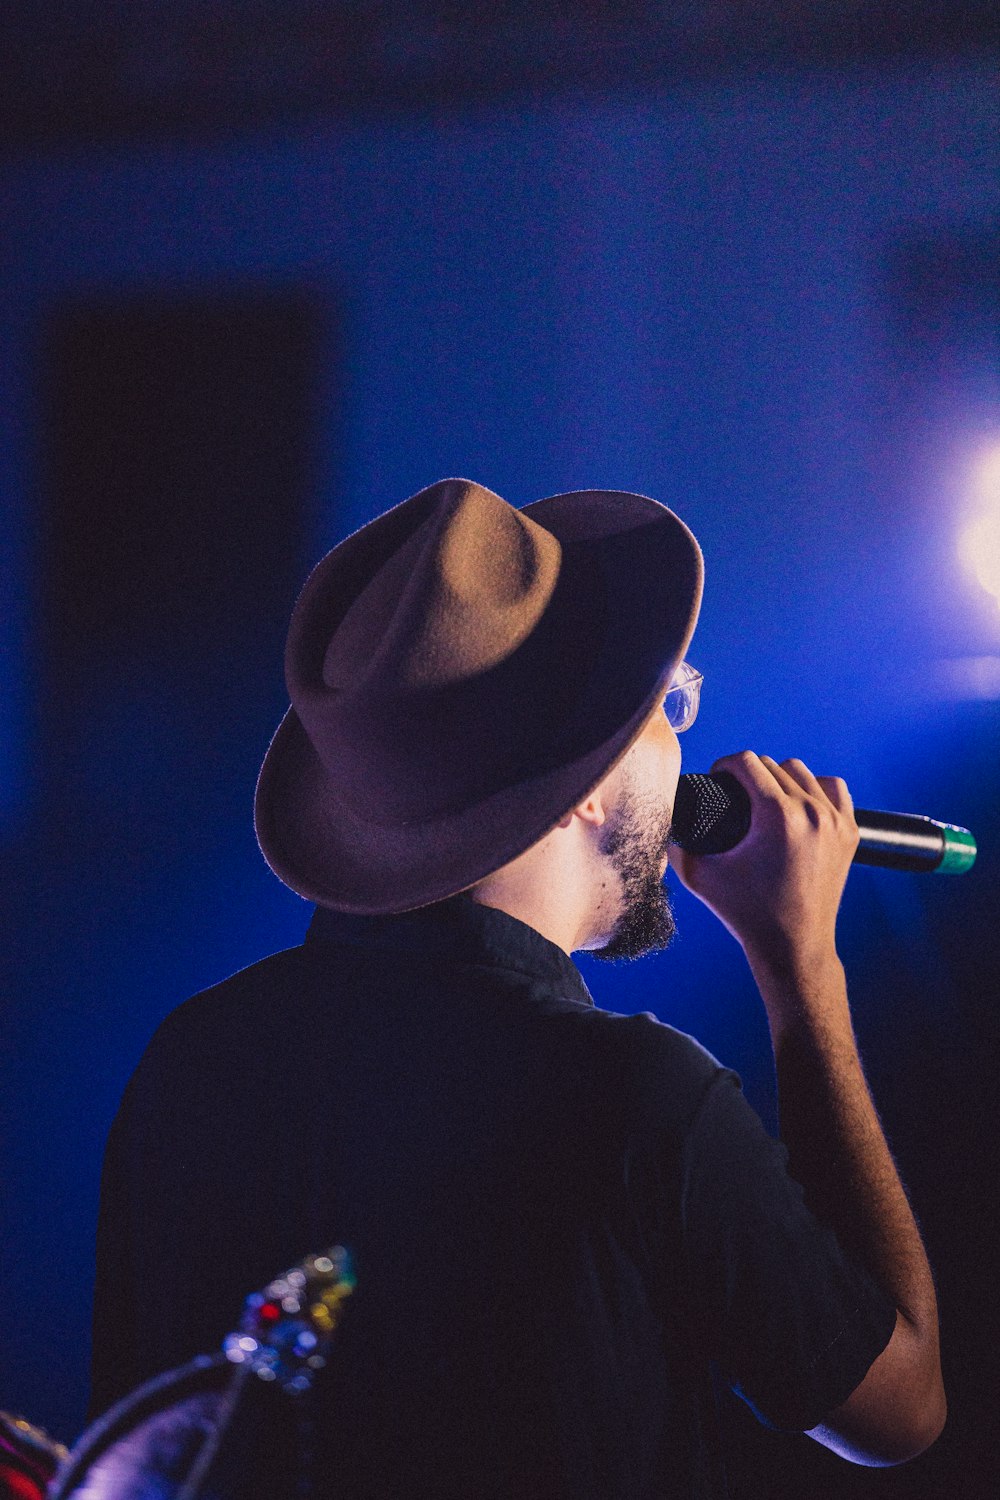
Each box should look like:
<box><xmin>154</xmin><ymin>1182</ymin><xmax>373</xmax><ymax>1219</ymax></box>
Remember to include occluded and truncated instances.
<box><xmin>90</xmin><ymin>893</ymin><xmax>896</xmax><ymax>1497</ymax></box>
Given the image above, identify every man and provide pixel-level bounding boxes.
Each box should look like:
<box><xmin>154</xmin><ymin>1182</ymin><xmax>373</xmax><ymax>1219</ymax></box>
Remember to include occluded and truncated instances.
<box><xmin>90</xmin><ymin>478</ymin><xmax>944</xmax><ymax>1497</ymax></box>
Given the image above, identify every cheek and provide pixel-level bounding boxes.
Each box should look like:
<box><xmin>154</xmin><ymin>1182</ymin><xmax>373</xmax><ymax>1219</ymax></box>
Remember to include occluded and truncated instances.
<box><xmin>656</xmin><ymin>719</ymin><xmax>682</xmax><ymax>784</ymax></box>
<box><xmin>658</xmin><ymin>740</ymin><xmax>683</xmax><ymax>824</ymax></box>
<box><xmin>632</xmin><ymin>723</ymin><xmax>680</xmax><ymax>799</ymax></box>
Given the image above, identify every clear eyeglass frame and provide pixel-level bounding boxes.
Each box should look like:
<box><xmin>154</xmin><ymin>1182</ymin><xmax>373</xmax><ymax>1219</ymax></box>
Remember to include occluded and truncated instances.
<box><xmin>663</xmin><ymin>660</ymin><xmax>703</xmax><ymax>732</ymax></box>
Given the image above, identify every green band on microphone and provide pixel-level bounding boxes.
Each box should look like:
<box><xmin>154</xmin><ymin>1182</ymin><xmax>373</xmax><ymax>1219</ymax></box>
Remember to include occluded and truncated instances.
<box><xmin>937</xmin><ymin>824</ymin><xmax>977</xmax><ymax>874</ymax></box>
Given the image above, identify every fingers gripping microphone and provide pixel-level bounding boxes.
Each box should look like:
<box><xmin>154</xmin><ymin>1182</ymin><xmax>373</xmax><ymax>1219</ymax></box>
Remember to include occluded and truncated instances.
<box><xmin>670</xmin><ymin>771</ymin><xmax>977</xmax><ymax>874</ymax></box>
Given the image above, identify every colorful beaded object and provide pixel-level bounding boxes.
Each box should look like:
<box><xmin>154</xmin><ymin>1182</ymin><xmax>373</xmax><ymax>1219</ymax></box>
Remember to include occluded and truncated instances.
<box><xmin>222</xmin><ymin>1245</ymin><xmax>356</xmax><ymax>1395</ymax></box>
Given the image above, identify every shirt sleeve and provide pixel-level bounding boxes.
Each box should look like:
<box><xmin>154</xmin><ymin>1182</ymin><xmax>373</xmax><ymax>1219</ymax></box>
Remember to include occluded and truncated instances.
<box><xmin>675</xmin><ymin>1066</ymin><xmax>898</xmax><ymax>1432</ymax></box>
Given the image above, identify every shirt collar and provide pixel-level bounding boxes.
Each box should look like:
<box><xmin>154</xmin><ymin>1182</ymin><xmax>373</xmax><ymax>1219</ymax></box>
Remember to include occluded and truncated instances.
<box><xmin>305</xmin><ymin>892</ymin><xmax>595</xmax><ymax>1008</ymax></box>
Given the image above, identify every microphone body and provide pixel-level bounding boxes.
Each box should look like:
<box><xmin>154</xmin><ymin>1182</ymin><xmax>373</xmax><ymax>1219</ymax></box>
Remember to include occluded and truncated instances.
<box><xmin>669</xmin><ymin>771</ymin><xmax>977</xmax><ymax>874</ymax></box>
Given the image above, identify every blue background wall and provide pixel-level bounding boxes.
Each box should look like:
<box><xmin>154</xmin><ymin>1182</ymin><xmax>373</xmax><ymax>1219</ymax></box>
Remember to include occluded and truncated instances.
<box><xmin>1</xmin><ymin>57</ymin><xmax>998</xmax><ymax>1496</ymax></box>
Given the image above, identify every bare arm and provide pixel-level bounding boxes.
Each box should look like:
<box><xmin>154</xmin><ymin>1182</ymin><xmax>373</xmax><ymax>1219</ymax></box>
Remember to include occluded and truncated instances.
<box><xmin>671</xmin><ymin>751</ymin><xmax>945</xmax><ymax>1466</ymax></box>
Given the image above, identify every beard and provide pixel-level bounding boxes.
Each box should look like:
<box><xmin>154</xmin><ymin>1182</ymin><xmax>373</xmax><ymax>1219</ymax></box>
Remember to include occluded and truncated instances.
<box><xmin>590</xmin><ymin>775</ymin><xmax>677</xmax><ymax>963</ymax></box>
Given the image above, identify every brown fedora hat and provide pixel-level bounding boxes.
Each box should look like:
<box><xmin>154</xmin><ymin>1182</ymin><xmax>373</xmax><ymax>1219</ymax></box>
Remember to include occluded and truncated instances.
<box><xmin>254</xmin><ymin>478</ymin><xmax>703</xmax><ymax>914</ymax></box>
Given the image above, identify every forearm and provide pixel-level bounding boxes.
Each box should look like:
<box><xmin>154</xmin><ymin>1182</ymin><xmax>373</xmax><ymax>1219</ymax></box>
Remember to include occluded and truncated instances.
<box><xmin>673</xmin><ymin>752</ymin><xmax>945</xmax><ymax>1458</ymax></box>
<box><xmin>745</xmin><ymin>943</ymin><xmax>940</xmax><ymax>1347</ymax></box>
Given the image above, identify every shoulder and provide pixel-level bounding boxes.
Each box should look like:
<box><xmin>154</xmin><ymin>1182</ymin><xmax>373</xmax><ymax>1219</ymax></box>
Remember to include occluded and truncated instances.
<box><xmin>120</xmin><ymin>941</ymin><xmax>318</xmax><ymax>1103</ymax></box>
<box><xmin>161</xmin><ymin>942</ymin><xmax>312</xmax><ymax>1032</ymax></box>
<box><xmin>565</xmin><ymin>1004</ymin><xmax>735</xmax><ymax>1138</ymax></box>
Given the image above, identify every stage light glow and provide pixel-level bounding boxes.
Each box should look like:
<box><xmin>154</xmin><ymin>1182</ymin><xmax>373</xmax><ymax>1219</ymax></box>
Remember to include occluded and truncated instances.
<box><xmin>936</xmin><ymin>655</ymin><xmax>1000</xmax><ymax>702</ymax></box>
<box><xmin>959</xmin><ymin>448</ymin><xmax>1000</xmax><ymax>609</ymax></box>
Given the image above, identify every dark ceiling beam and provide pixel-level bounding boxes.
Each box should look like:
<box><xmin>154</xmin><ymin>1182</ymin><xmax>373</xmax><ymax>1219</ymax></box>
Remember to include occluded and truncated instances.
<box><xmin>4</xmin><ymin>1</ymin><xmax>997</xmax><ymax>148</ymax></box>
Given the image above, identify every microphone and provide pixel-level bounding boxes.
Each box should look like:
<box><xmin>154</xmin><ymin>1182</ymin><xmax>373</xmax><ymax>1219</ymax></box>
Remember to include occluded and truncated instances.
<box><xmin>669</xmin><ymin>771</ymin><xmax>977</xmax><ymax>874</ymax></box>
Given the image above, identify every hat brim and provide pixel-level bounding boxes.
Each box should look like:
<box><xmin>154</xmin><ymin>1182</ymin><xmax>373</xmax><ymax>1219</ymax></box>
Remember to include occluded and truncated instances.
<box><xmin>254</xmin><ymin>488</ymin><xmax>703</xmax><ymax>914</ymax></box>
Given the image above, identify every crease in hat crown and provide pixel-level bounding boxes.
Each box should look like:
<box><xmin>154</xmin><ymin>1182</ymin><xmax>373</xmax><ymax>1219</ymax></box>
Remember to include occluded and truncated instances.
<box><xmin>319</xmin><ymin>479</ymin><xmax>563</xmax><ymax>698</ymax></box>
<box><xmin>286</xmin><ymin>479</ymin><xmax>575</xmax><ymax>824</ymax></box>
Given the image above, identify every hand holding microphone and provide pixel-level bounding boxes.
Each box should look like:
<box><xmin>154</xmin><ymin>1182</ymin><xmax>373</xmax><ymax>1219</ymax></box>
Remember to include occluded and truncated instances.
<box><xmin>668</xmin><ymin>752</ymin><xmax>865</xmax><ymax>969</ymax></box>
<box><xmin>671</xmin><ymin>765</ymin><xmax>977</xmax><ymax>875</ymax></box>
<box><xmin>668</xmin><ymin>750</ymin><xmax>976</xmax><ymax>980</ymax></box>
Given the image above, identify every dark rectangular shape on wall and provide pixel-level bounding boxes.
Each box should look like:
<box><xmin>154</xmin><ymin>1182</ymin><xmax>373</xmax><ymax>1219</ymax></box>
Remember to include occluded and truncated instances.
<box><xmin>37</xmin><ymin>283</ymin><xmax>328</xmax><ymax>811</ymax></box>
<box><xmin>42</xmin><ymin>286</ymin><xmax>321</xmax><ymax>676</ymax></box>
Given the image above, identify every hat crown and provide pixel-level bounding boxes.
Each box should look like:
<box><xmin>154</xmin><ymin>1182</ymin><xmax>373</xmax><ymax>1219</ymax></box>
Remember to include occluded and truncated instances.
<box><xmin>322</xmin><ymin>480</ymin><xmax>562</xmax><ymax>695</ymax></box>
<box><xmin>290</xmin><ymin>480</ymin><xmax>576</xmax><ymax>823</ymax></box>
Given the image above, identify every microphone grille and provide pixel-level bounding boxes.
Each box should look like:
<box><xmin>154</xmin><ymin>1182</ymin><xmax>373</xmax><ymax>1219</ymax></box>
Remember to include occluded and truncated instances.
<box><xmin>670</xmin><ymin>771</ymin><xmax>751</xmax><ymax>855</ymax></box>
